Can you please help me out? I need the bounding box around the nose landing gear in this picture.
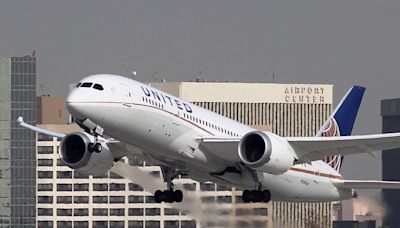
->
[88,142,102,153]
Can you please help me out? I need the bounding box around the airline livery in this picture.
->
[20,74,400,203]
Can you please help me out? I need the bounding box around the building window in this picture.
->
[38,146,53,154]
[74,184,89,191]
[110,183,125,191]
[74,221,88,228]
[93,221,108,227]
[38,196,53,204]
[93,184,108,191]
[74,209,89,216]
[38,208,53,216]
[38,159,53,166]
[200,182,215,191]
[38,184,52,191]
[110,209,125,216]
[128,208,143,216]
[38,171,53,178]
[145,208,160,216]
[183,183,196,191]
[57,184,72,191]
[93,196,108,204]
[57,196,72,204]
[128,221,143,227]
[181,221,196,228]
[145,221,160,228]
[128,195,143,203]
[38,221,53,228]
[57,221,72,228]
[110,196,125,204]
[57,209,72,216]
[57,171,72,178]
[164,208,179,215]
[93,208,108,216]
[74,196,89,204]
[217,196,231,203]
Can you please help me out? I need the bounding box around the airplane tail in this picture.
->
[316,86,366,172]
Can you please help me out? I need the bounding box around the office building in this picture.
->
[0,55,37,227]
[37,96,65,124]
[381,98,400,227]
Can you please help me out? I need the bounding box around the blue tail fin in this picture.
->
[317,86,366,171]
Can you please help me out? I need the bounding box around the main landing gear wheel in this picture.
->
[154,165,183,203]
[242,189,271,203]
[154,190,183,203]
[88,142,102,153]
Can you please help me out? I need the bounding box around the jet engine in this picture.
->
[238,131,295,175]
[60,132,114,176]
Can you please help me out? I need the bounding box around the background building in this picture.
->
[0,55,37,227]
[381,98,400,227]
[37,96,65,124]
[36,81,334,228]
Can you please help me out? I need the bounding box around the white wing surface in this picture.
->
[333,180,400,189]
[198,132,400,164]
[287,133,400,163]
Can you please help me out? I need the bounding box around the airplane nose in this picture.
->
[66,89,86,119]
[66,89,85,103]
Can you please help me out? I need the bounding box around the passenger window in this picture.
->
[93,84,104,91]
[81,82,93,88]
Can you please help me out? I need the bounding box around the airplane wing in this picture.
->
[287,132,400,163]
[17,117,65,138]
[333,180,400,189]
[198,132,400,164]
[197,136,241,162]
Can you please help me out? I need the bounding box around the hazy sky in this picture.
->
[2,0,400,196]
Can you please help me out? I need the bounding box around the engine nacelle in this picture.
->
[60,132,114,176]
[238,131,295,175]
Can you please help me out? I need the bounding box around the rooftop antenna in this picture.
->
[131,71,137,78]
[262,73,276,83]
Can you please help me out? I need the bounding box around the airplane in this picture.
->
[19,74,400,204]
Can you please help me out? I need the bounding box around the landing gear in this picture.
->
[154,189,183,203]
[242,189,271,203]
[88,141,102,153]
[154,165,183,203]
[241,167,272,203]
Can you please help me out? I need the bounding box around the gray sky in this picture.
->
[2,0,400,196]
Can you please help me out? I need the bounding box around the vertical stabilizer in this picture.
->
[317,86,366,171]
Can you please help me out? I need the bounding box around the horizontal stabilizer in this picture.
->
[334,180,400,189]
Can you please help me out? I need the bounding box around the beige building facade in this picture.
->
[37,96,65,124]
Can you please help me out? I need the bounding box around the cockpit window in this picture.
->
[81,82,93,88]
[76,82,82,87]
[93,84,104,91]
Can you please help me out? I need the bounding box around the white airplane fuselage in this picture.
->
[67,74,354,202]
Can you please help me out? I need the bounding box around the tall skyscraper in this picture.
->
[381,98,400,226]
[0,54,36,227]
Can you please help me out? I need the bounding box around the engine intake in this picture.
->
[60,132,114,175]
[238,131,294,175]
